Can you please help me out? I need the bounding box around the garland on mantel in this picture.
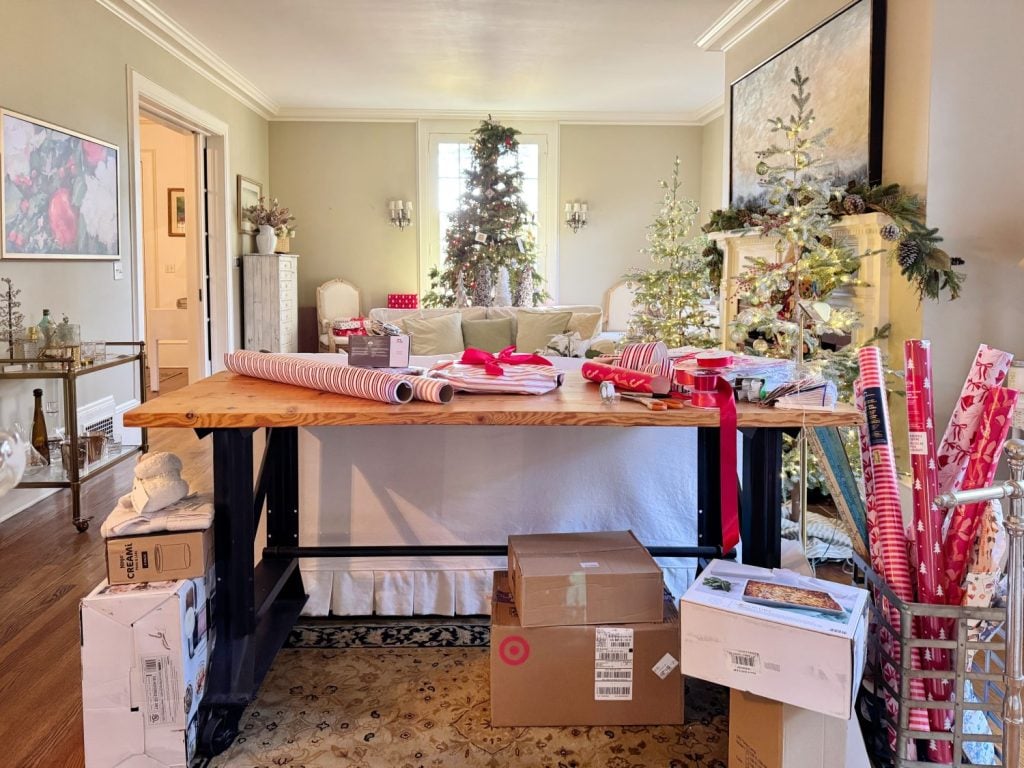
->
[703,180,965,302]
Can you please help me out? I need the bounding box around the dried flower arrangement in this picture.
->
[242,197,296,235]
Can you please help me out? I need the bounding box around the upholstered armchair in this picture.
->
[316,278,361,352]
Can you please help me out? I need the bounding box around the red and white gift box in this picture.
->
[331,317,368,338]
[387,293,419,309]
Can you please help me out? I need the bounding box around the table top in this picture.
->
[124,370,862,429]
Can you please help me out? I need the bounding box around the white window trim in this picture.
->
[417,119,559,303]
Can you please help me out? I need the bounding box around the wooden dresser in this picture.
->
[242,252,298,352]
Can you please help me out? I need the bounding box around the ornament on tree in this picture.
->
[898,238,922,268]
[880,223,901,242]
[842,194,866,215]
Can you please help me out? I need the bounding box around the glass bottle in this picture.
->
[31,388,49,465]
[37,309,53,347]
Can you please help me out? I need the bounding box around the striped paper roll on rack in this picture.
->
[225,350,413,404]
[936,344,1012,495]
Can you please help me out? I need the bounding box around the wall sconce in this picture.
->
[389,200,412,230]
[564,201,588,233]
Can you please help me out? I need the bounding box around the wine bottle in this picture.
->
[31,388,49,465]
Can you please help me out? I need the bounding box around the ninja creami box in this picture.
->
[80,574,212,767]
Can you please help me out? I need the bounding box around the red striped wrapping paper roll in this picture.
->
[937,344,1012,495]
[618,341,668,373]
[581,360,671,395]
[857,347,931,734]
[396,375,454,404]
[225,350,413,404]
[941,386,1018,605]
[904,340,953,757]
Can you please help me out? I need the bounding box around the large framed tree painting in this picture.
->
[729,0,886,207]
[0,110,120,260]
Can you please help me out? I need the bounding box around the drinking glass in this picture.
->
[94,340,107,362]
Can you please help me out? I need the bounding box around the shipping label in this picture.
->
[595,627,633,700]
[652,652,679,680]
[727,648,761,675]
[142,654,181,726]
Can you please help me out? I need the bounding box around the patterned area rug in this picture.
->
[209,622,728,768]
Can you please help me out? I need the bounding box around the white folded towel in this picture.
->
[101,493,214,538]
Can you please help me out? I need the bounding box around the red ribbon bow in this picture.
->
[460,346,553,376]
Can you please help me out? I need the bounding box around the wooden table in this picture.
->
[125,369,859,755]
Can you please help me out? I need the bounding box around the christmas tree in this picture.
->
[625,157,719,349]
[424,117,543,308]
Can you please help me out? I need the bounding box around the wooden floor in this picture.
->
[0,370,208,767]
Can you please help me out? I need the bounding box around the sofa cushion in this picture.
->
[369,306,486,329]
[485,305,603,342]
[404,313,465,355]
[515,309,572,353]
[462,317,515,353]
[567,312,602,341]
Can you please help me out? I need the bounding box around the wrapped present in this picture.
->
[332,317,368,338]
[387,293,419,309]
[428,347,563,395]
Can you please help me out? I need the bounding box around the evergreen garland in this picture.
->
[423,117,545,307]
[625,157,719,349]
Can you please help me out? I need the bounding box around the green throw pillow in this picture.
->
[403,313,464,355]
[462,318,514,354]
[515,310,572,354]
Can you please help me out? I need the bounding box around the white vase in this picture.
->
[256,225,277,254]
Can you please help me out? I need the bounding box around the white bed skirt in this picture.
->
[297,422,702,616]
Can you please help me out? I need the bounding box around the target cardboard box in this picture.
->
[490,570,682,726]
[81,573,213,768]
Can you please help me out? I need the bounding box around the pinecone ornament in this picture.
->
[842,194,866,215]
[828,199,845,216]
[880,223,901,242]
[897,238,922,268]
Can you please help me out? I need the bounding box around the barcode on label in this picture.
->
[141,654,177,726]
[595,669,633,681]
[597,651,631,663]
[727,649,760,674]
[652,653,679,679]
[595,684,633,701]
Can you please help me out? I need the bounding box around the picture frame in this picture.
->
[167,187,185,237]
[0,109,120,260]
[729,0,886,207]
[237,174,262,235]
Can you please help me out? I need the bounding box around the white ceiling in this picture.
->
[142,0,732,120]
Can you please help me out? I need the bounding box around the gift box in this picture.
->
[387,293,419,310]
[331,317,367,338]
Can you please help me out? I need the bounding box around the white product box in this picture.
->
[729,689,870,768]
[680,559,868,719]
[81,574,212,767]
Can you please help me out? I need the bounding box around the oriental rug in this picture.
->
[208,621,728,768]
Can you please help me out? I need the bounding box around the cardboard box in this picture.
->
[105,526,214,585]
[490,570,682,726]
[507,530,663,627]
[348,334,410,367]
[729,689,870,768]
[680,559,868,719]
[81,574,212,767]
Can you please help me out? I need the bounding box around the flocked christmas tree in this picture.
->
[424,117,544,308]
[625,157,719,349]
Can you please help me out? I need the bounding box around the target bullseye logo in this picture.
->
[498,635,530,666]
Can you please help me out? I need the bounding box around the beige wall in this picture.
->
[268,121,418,314]
[923,0,1024,434]
[0,0,269,520]
[558,124,703,306]
[700,115,725,225]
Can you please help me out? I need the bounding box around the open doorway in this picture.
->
[139,115,200,393]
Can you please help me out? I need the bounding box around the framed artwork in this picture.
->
[237,174,262,235]
[0,109,120,260]
[167,187,185,237]
[729,0,886,207]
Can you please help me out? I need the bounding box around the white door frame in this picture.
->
[128,69,233,377]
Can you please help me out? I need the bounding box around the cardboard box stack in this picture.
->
[679,559,871,768]
[491,531,683,726]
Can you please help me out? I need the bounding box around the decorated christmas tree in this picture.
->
[625,157,719,349]
[424,117,543,307]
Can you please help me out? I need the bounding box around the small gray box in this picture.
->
[348,335,410,367]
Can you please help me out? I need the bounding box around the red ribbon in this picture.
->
[461,346,553,376]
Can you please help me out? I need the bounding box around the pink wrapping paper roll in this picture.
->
[857,348,931,735]
[619,341,668,372]
[904,341,953,756]
[396,375,454,404]
[936,344,1012,495]
[225,350,412,403]
[581,361,671,394]
[941,386,1018,605]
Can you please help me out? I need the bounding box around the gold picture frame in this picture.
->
[167,187,185,237]
[237,174,262,235]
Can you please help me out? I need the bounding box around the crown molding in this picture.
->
[695,0,790,52]
[694,96,725,126]
[95,0,277,118]
[272,106,706,126]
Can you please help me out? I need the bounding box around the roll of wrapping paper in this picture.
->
[581,360,671,395]
[936,344,1013,495]
[225,350,413,404]
[395,375,454,404]
[941,386,1018,606]
[619,341,668,372]
[904,341,953,756]
[857,348,931,735]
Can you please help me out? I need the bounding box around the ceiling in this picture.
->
[139,0,732,121]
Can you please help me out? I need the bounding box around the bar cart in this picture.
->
[0,341,148,531]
